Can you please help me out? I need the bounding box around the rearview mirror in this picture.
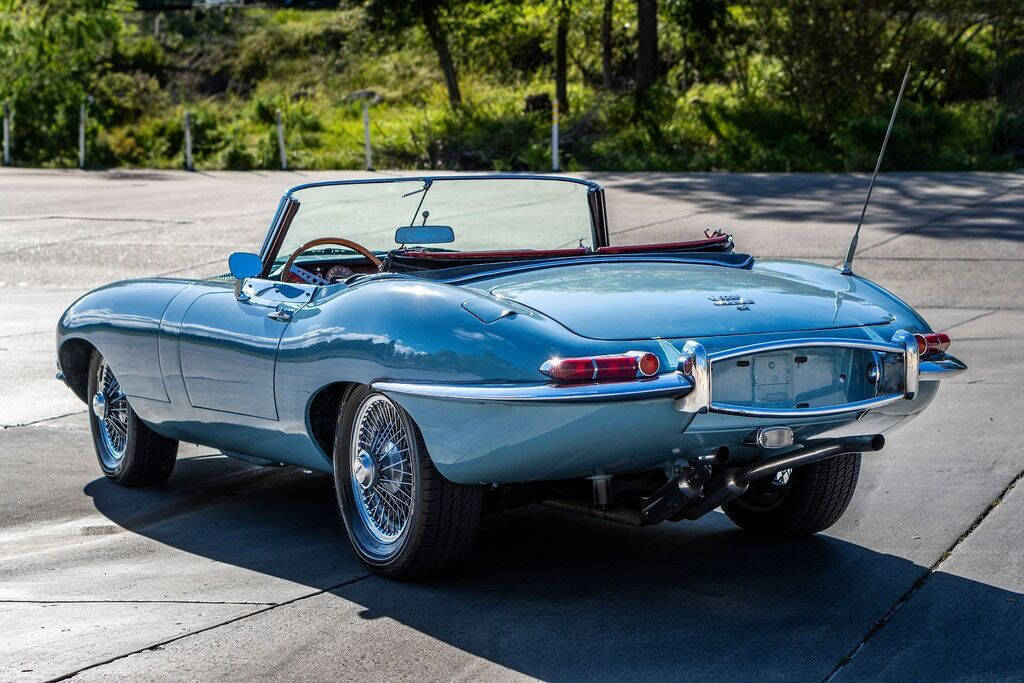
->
[395,225,455,245]
[229,252,263,279]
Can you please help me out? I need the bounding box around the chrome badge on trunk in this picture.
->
[709,294,755,310]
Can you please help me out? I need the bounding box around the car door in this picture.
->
[177,278,315,420]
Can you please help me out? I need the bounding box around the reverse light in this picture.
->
[540,351,660,383]
[914,332,951,356]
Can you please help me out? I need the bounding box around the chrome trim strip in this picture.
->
[920,356,967,379]
[708,337,906,363]
[711,393,906,418]
[372,372,693,403]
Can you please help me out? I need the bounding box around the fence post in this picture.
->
[183,110,194,172]
[2,104,10,166]
[362,101,373,171]
[551,98,560,172]
[78,100,87,169]
[276,109,288,171]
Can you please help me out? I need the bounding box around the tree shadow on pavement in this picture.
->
[87,455,1024,680]
[603,172,1024,244]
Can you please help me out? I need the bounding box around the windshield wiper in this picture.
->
[403,179,433,227]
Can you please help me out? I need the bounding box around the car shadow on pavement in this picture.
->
[87,455,1024,680]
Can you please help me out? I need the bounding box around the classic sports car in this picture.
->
[56,175,966,579]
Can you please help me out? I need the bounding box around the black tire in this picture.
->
[723,452,861,537]
[87,350,178,487]
[333,385,481,580]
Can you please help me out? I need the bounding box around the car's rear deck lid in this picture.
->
[473,261,893,340]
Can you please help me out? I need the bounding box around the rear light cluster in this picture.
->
[540,351,660,383]
[914,332,951,355]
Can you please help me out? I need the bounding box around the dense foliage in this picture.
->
[0,0,1021,171]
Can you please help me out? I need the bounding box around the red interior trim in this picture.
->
[401,248,588,260]
[595,235,730,254]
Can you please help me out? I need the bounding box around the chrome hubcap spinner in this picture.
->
[352,450,377,490]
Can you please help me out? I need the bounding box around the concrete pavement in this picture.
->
[1,168,1022,681]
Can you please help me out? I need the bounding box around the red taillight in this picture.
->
[595,355,638,378]
[914,332,951,355]
[637,352,660,377]
[541,351,660,383]
[544,357,598,382]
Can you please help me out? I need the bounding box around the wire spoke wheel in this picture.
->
[94,358,130,469]
[349,394,415,545]
[334,385,482,578]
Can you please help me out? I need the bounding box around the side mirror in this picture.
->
[228,252,263,280]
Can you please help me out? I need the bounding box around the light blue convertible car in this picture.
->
[56,175,966,578]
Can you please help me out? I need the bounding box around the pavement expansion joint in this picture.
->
[1,410,87,430]
[0,215,194,224]
[822,466,1024,681]
[49,573,373,681]
[937,309,998,333]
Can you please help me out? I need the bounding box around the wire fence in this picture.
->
[0,97,564,173]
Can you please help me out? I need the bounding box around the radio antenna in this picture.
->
[841,62,912,276]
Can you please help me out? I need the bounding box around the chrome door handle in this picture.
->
[268,307,293,322]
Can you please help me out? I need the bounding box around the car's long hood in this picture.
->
[467,260,894,341]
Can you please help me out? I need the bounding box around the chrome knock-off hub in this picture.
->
[352,450,377,490]
[92,392,109,420]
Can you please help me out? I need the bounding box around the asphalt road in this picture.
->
[1,167,1022,681]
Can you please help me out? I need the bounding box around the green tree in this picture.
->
[665,0,751,93]
[635,0,658,97]
[555,0,569,112]
[363,0,462,108]
[0,0,131,165]
[601,0,614,89]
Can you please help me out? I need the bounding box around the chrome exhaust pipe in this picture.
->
[676,434,884,521]
[736,434,883,488]
[544,435,884,527]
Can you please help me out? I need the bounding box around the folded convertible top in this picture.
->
[396,234,733,267]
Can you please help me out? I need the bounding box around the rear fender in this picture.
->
[57,279,195,403]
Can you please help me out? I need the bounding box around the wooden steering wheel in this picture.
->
[281,237,383,281]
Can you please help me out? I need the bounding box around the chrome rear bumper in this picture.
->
[375,329,965,417]
[675,329,965,418]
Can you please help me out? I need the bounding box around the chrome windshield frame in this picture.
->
[258,175,608,273]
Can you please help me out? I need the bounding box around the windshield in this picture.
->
[270,177,596,267]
